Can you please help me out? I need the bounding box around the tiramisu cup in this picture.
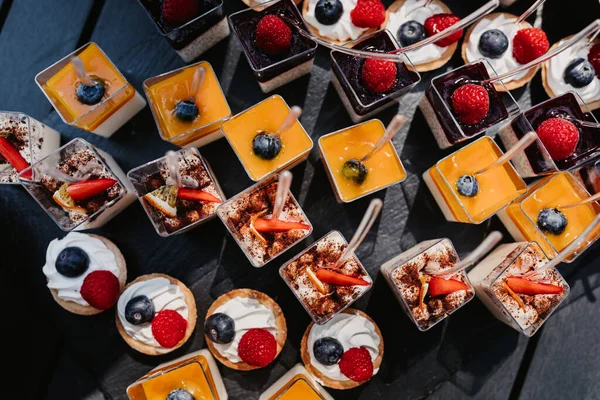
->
[204,289,287,371]
[259,364,333,400]
[116,273,197,356]
[300,308,383,390]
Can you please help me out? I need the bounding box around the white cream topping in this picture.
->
[211,296,278,363]
[546,39,600,104]
[305,0,367,42]
[42,232,119,306]
[308,313,380,381]
[117,277,188,352]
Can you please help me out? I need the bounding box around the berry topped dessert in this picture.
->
[300,308,383,389]
[204,289,287,371]
[259,364,334,400]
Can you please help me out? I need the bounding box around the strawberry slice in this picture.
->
[252,218,310,233]
[315,268,371,287]
[506,277,564,295]
[178,187,222,203]
[66,179,117,201]
[0,137,32,179]
[428,276,468,297]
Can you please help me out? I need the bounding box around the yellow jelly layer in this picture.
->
[269,375,323,400]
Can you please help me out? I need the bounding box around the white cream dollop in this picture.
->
[211,296,278,363]
[117,277,189,352]
[305,0,367,42]
[308,313,380,381]
[42,232,119,306]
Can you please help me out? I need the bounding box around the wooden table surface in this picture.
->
[1,0,599,399]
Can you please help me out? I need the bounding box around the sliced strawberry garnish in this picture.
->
[315,268,371,287]
[178,187,222,203]
[66,178,118,201]
[252,218,310,233]
[0,137,31,179]
[506,277,564,295]
[428,276,468,297]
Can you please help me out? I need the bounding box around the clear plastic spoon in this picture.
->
[189,66,206,102]
[165,150,181,188]
[273,106,302,139]
[271,170,293,221]
[71,57,95,86]
[473,131,537,176]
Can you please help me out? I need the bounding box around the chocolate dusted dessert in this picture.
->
[0,116,36,183]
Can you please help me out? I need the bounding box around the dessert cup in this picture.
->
[259,364,333,400]
[576,158,600,195]
[35,42,146,138]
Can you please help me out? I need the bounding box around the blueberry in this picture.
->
[76,80,106,105]
[252,132,282,160]
[397,20,426,47]
[341,158,368,185]
[563,58,595,88]
[167,389,195,400]
[174,100,199,122]
[456,174,479,197]
[537,208,567,235]
[125,295,155,325]
[478,29,509,58]
[315,0,343,26]
[313,337,344,365]
[204,313,235,344]
[55,247,89,277]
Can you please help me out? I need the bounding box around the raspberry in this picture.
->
[162,0,200,26]
[536,118,579,160]
[350,0,386,29]
[237,328,277,367]
[587,43,600,78]
[151,310,188,348]
[450,83,490,125]
[424,14,462,47]
[361,59,397,93]
[512,28,549,64]
[339,347,374,382]
[255,15,292,55]
[80,270,120,310]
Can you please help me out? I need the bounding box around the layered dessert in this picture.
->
[259,364,333,400]
[42,232,126,315]
[423,136,527,224]
[138,0,230,62]
[229,0,318,92]
[330,30,420,122]
[380,238,474,331]
[204,289,287,371]
[300,308,383,389]
[469,242,569,336]
[419,60,518,149]
[127,148,224,237]
[319,119,406,203]
[144,61,231,148]
[0,112,60,184]
[279,231,372,324]
[36,42,146,138]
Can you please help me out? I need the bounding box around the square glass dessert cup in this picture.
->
[0,111,61,185]
[217,173,313,268]
[576,157,600,195]
[423,136,527,224]
[19,138,135,231]
[279,230,372,325]
[35,42,146,138]
[499,91,600,178]
[259,364,333,400]
[419,59,520,149]
[330,30,420,123]
[318,119,406,203]
[221,95,313,182]
[127,147,225,237]
[143,61,231,148]
[468,241,569,337]
[137,0,230,62]
[229,0,318,93]
[498,172,600,263]
[380,238,474,332]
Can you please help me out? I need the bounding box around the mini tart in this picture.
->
[116,273,197,356]
[382,0,457,72]
[48,234,127,316]
[300,308,384,390]
[542,35,600,111]
[461,13,537,92]
[205,288,287,371]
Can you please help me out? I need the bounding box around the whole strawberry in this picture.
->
[162,0,200,26]
[80,270,120,310]
[151,310,188,348]
[424,14,462,47]
[451,83,490,125]
[587,43,600,78]
[237,328,277,367]
[339,347,374,382]
[536,117,579,161]
[255,15,292,55]
[350,0,386,29]
[512,28,549,64]
[361,59,397,93]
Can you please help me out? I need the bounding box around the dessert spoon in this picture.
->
[547,111,600,129]
[189,66,206,102]
[473,131,537,176]
[273,106,302,139]
[500,0,545,28]
[71,57,95,86]
[165,150,182,188]
[271,170,292,221]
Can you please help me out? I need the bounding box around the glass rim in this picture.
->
[137,0,225,37]
[275,376,325,400]
[0,111,32,185]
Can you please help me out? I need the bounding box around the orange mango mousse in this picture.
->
[319,119,406,202]
[220,95,313,181]
[145,62,231,146]
[268,375,324,400]
[43,43,134,131]
[426,136,526,223]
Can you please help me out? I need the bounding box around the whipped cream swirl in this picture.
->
[308,313,380,381]
[211,296,278,363]
[117,277,188,351]
[42,232,119,306]
[305,0,367,42]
